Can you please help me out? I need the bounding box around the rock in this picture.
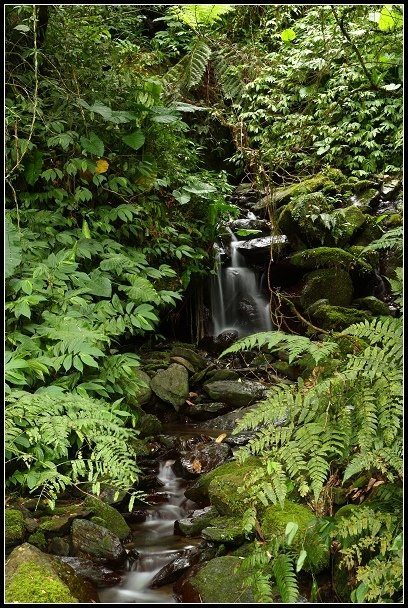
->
[380,177,402,200]
[138,413,163,438]
[84,496,130,540]
[170,346,208,371]
[172,441,231,479]
[5,543,97,603]
[5,509,26,547]
[208,474,252,516]
[201,515,248,544]
[352,296,391,316]
[309,302,372,331]
[184,457,261,506]
[151,544,212,587]
[27,531,47,551]
[37,513,78,536]
[214,329,239,354]
[175,556,256,603]
[235,235,288,259]
[289,247,372,273]
[175,506,219,537]
[48,536,70,556]
[256,173,338,209]
[261,500,329,573]
[206,369,240,381]
[200,405,260,431]
[59,556,123,587]
[71,518,127,565]
[131,369,152,405]
[301,268,354,310]
[202,380,267,407]
[184,401,231,420]
[150,363,189,410]
[170,356,196,373]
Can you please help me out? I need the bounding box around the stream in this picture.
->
[98,459,198,603]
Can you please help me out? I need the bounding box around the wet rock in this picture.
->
[59,556,123,587]
[71,519,127,566]
[84,496,130,540]
[208,474,253,516]
[138,413,163,438]
[214,330,239,353]
[48,536,70,556]
[172,441,231,479]
[150,363,189,410]
[37,513,78,537]
[150,545,202,587]
[175,506,219,537]
[228,218,270,233]
[206,369,240,381]
[123,510,147,524]
[183,401,231,420]
[170,356,196,373]
[203,380,267,407]
[5,543,98,603]
[235,234,288,254]
[380,177,402,200]
[171,346,208,371]
[352,296,391,316]
[200,405,260,431]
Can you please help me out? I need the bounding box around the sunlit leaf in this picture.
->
[281,28,296,42]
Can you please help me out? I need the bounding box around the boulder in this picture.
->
[5,543,97,603]
[5,508,26,548]
[170,346,208,371]
[175,506,220,537]
[150,363,189,410]
[309,302,372,331]
[59,556,122,587]
[202,380,267,407]
[71,518,127,565]
[201,515,248,544]
[301,268,354,310]
[172,441,231,479]
[131,369,152,405]
[208,474,252,516]
[83,496,130,540]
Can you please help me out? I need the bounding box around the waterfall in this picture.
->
[210,230,273,337]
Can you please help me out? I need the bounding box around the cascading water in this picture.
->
[98,462,197,604]
[211,229,273,337]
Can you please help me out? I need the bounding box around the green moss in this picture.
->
[27,531,47,551]
[352,296,391,316]
[347,245,379,268]
[83,496,130,540]
[208,474,252,516]
[301,268,353,310]
[201,515,247,543]
[5,562,78,603]
[138,413,162,438]
[5,509,25,546]
[184,458,261,505]
[351,179,378,194]
[290,247,372,272]
[352,216,383,246]
[322,167,347,184]
[334,206,367,245]
[383,213,403,228]
[190,556,255,603]
[261,501,329,573]
[310,303,372,331]
[272,175,337,206]
[90,516,107,527]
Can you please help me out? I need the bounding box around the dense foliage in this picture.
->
[5,5,403,601]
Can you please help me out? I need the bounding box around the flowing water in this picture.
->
[211,231,272,336]
[98,462,197,603]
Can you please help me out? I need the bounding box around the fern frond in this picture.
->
[272,554,299,603]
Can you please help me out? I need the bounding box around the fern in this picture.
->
[272,554,299,603]
[362,226,403,254]
[5,390,143,507]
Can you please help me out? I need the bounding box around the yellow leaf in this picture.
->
[192,458,202,473]
[215,433,227,444]
[95,159,109,174]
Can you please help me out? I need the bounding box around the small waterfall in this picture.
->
[210,230,273,337]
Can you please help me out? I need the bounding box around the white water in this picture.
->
[211,232,273,337]
[98,462,195,604]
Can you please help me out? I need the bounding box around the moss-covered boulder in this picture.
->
[352,296,391,316]
[83,496,130,539]
[5,508,26,547]
[138,413,163,438]
[208,473,251,516]
[150,363,189,410]
[27,531,47,551]
[259,174,338,209]
[202,379,267,407]
[301,268,353,310]
[261,501,329,574]
[71,518,127,564]
[201,515,248,544]
[185,556,256,603]
[5,543,97,603]
[309,303,372,331]
[290,247,372,273]
[131,369,152,405]
[171,346,208,371]
[184,457,261,506]
[332,206,366,246]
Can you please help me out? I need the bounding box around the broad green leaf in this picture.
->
[281,28,296,42]
[382,83,401,91]
[80,132,104,156]
[296,549,307,572]
[285,521,299,545]
[24,150,44,186]
[79,353,99,368]
[82,220,91,239]
[14,24,30,32]
[122,130,145,151]
[378,5,402,31]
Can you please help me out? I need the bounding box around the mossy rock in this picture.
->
[290,247,372,273]
[383,212,403,229]
[138,413,163,438]
[352,216,383,246]
[38,514,77,536]
[277,192,335,246]
[5,543,97,603]
[130,369,152,406]
[309,303,372,331]
[322,167,347,184]
[301,268,353,310]
[261,501,329,574]
[188,556,256,603]
[273,360,301,381]
[268,175,338,207]
[83,496,130,540]
[175,506,220,536]
[184,457,261,506]
[27,531,47,551]
[347,245,379,269]
[352,296,391,316]
[332,206,367,246]
[5,508,26,547]
[208,473,252,516]
[201,515,248,544]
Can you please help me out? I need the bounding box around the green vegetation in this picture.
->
[5,562,78,603]
[5,4,402,603]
